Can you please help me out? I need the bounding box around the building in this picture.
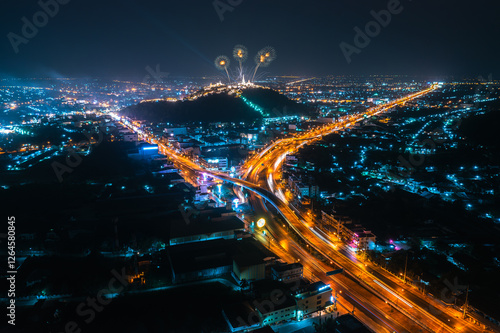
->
[169,214,245,246]
[309,185,320,199]
[195,185,209,202]
[295,281,333,319]
[318,117,335,123]
[232,239,274,281]
[162,172,185,184]
[199,156,228,171]
[164,127,187,136]
[296,183,310,197]
[222,278,334,332]
[168,239,233,284]
[200,136,226,146]
[271,263,303,283]
[240,130,259,144]
[321,211,346,235]
[288,176,308,198]
[321,211,376,251]
[342,225,376,251]
[169,237,272,285]
[222,302,261,332]
[256,297,297,326]
[288,176,319,199]
[127,143,159,160]
[122,132,138,142]
[353,230,376,251]
[250,279,298,326]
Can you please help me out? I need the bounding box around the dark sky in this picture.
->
[1,0,499,80]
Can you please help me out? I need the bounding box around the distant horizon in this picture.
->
[0,73,493,82]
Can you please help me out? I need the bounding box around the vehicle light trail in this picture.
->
[113,83,492,333]
[373,279,414,308]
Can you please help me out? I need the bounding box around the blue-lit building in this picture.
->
[199,156,228,170]
[222,279,334,331]
[127,143,159,160]
[295,281,333,319]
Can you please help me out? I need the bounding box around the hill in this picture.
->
[120,86,311,124]
[240,87,311,117]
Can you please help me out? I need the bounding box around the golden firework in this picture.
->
[215,55,230,70]
[233,44,248,62]
[214,55,231,82]
[252,46,277,81]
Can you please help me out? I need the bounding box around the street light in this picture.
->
[257,218,266,228]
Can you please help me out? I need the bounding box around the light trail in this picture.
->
[114,83,489,333]
[373,279,414,308]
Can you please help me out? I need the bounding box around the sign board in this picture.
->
[326,269,343,276]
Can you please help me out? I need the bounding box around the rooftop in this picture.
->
[222,301,259,330]
[295,281,332,299]
[271,262,303,273]
[168,238,233,275]
[170,213,244,239]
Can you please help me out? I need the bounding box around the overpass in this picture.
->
[111,83,494,332]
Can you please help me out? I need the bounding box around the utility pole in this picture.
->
[403,254,408,283]
[463,285,469,319]
[336,216,341,237]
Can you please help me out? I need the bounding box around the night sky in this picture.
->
[1,0,499,79]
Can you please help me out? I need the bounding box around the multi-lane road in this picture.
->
[114,84,497,332]
[243,133,488,333]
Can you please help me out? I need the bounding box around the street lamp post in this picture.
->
[462,285,469,319]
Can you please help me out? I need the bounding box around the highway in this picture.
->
[240,85,493,333]
[245,144,475,333]
[113,84,497,332]
[248,185,419,333]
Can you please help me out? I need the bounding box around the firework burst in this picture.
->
[233,45,248,78]
[214,45,276,83]
[215,55,231,82]
[252,46,277,82]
